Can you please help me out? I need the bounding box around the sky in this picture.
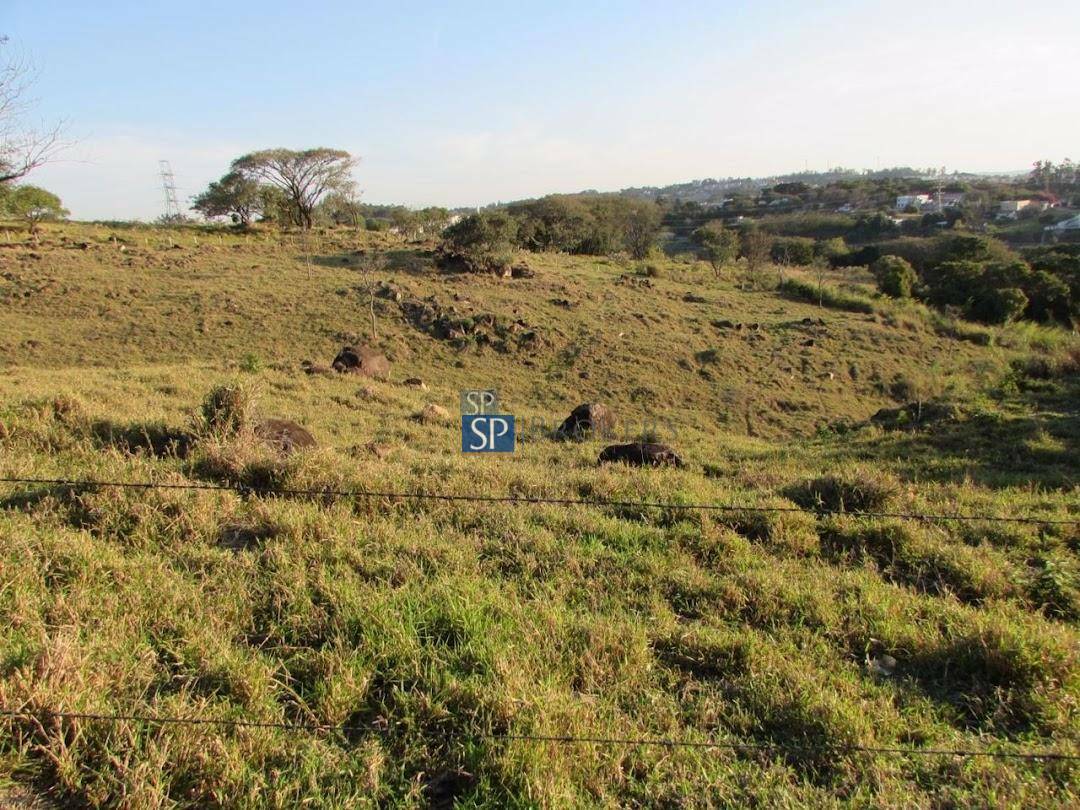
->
[3,0,1079,220]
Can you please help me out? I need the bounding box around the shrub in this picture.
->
[240,353,263,373]
[199,383,255,437]
[691,220,740,274]
[872,255,917,298]
[785,472,900,514]
[814,237,848,261]
[438,211,519,273]
[770,236,816,266]
[970,286,1028,325]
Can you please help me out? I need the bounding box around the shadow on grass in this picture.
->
[831,381,1079,491]
[307,248,434,275]
[89,419,194,459]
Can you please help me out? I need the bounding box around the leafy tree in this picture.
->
[255,184,292,224]
[190,171,262,226]
[317,188,364,227]
[814,237,849,261]
[416,206,451,237]
[770,236,815,266]
[390,207,422,239]
[872,255,917,298]
[922,260,985,309]
[230,148,355,229]
[621,199,661,259]
[691,220,739,276]
[508,195,592,252]
[740,228,772,288]
[2,184,67,235]
[439,211,519,273]
[969,286,1028,324]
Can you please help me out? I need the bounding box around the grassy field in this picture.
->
[1,221,1078,807]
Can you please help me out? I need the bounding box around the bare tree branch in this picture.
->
[0,37,68,184]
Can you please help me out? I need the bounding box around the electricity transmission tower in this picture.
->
[158,160,182,221]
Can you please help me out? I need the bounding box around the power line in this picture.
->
[2,708,1076,761]
[0,476,1075,526]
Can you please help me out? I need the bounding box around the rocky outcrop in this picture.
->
[555,403,617,440]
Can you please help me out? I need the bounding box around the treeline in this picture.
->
[438,195,662,272]
[861,235,1079,325]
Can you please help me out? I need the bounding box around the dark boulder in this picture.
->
[555,403,617,440]
[332,345,390,379]
[255,418,317,455]
[598,442,683,467]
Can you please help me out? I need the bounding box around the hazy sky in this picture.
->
[4,0,1079,220]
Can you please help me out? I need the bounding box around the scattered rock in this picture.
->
[376,281,404,302]
[399,297,543,353]
[598,442,684,468]
[417,403,450,424]
[300,360,333,376]
[219,521,278,552]
[255,418,316,455]
[555,403,617,440]
[617,274,653,289]
[364,441,394,460]
[332,345,391,379]
[868,653,897,677]
[356,385,380,401]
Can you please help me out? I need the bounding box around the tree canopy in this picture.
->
[2,184,67,233]
[190,171,263,226]
[230,148,356,229]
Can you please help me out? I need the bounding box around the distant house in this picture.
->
[997,199,1049,219]
[895,194,932,211]
[1045,214,1080,240]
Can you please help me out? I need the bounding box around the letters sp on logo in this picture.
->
[462,414,515,453]
[460,390,499,415]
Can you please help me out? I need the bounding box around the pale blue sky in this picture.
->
[4,0,1079,219]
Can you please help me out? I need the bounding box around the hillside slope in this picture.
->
[0,222,1078,807]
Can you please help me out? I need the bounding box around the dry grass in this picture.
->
[0,221,1077,807]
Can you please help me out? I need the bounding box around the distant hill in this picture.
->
[614,167,1027,204]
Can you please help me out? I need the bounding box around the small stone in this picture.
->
[254,418,316,455]
[365,442,393,460]
[868,654,897,677]
[417,403,450,424]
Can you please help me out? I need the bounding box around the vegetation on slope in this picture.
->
[0,221,1077,807]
